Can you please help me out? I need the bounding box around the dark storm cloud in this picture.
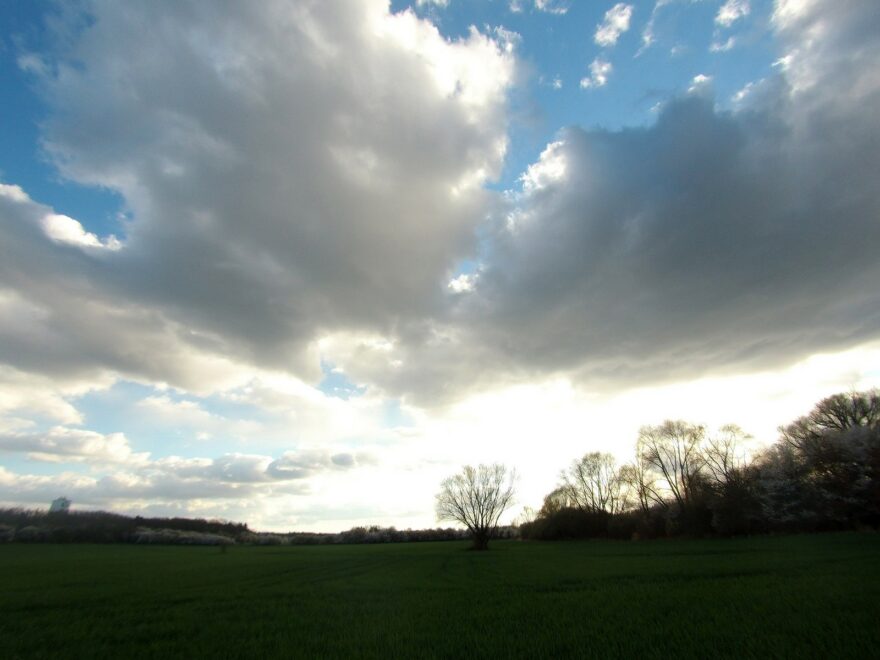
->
[466,89,880,383]
[344,0,880,398]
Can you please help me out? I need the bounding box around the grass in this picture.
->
[1,532,878,658]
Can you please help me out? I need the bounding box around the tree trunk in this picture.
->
[471,532,490,551]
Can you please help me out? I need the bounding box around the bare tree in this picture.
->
[637,421,706,511]
[618,461,654,515]
[512,506,537,528]
[561,452,624,514]
[703,424,751,487]
[435,464,516,550]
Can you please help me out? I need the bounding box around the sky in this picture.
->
[1,0,879,532]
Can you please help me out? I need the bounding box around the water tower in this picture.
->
[49,497,71,513]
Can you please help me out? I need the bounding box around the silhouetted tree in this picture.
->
[561,452,625,514]
[699,424,762,535]
[637,420,707,511]
[781,391,880,452]
[703,424,750,487]
[435,463,516,550]
[634,421,717,534]
[618,461,653,516]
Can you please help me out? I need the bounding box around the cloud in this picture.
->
[0,184,30,203]
[770,0,880,94]
[1,0,514,401]
[580,58,613,88]
[638,0,671,53]
[0,465,271,507]
[534,0,569,15]
[716,0,750,28]
[312,0,880,407]
[0,427,148,465]
[156,453,273,484]
[688,73,713,93]
[594,3,634,47]
[3,0,880,420]
[638,0,705,54]
[0,362,111,425]
[331,453,356,467]
[0,188,271,395]
[518,141,567,193]
[711,0,749,51]
[710,36,737,52]
[136,394,263,440]
[0,445,367,511]
[448,272,478,293]
[772,0,817,28]
[443,0,880,391]
[40,214,121,251]
[492,26,522,54]
[266,449,367,479]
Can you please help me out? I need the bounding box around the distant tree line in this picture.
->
[276,525,518,545]
[0,509,251,545]
[248,526,480,546]
[0,508,516,547]
[520,390,880,540]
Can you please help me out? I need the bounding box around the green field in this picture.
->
[2,533,878,659]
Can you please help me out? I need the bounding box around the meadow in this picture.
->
[1,533,878,659]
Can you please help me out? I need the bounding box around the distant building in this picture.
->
[49,497,71,513]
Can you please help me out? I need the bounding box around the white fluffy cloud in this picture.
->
[595,3,634,47]
[716,0,750,27]
[580,58,613,88]
[0,427,147,465]
[40,214,121,251]
[534,0,570,15]
[0,364,111,426]
[0,0,514,399]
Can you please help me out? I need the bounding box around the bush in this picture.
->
[520,508,610,540]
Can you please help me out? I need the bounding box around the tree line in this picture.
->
[518,389,879,541]
[0,508,515,547]
[435,389,879,548]
[0,509,251,545]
